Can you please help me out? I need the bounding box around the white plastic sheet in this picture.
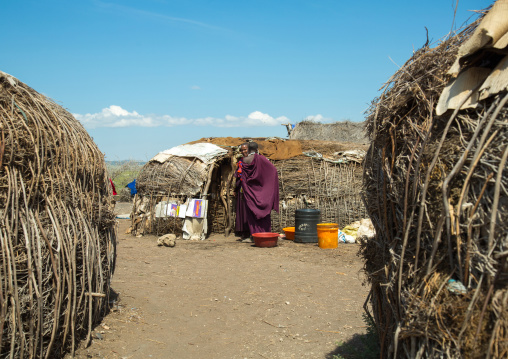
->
[152,143,228,164]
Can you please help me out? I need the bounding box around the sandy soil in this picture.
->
[69,202,370,359]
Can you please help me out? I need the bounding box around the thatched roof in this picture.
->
[0,71,115,357]
[188,137,304,160]
[288,120,369,143]
[190,136,368,159]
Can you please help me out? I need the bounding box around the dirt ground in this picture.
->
[70,202,371,359]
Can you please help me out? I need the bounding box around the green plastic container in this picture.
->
[294,208,320,243]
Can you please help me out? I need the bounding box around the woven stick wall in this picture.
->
[361,12,508,358]
[272,156,366,232]
[208,161,235,234]
[0,72,116,358]
[137,156,209,196]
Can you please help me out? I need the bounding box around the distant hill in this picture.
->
[106,160,146,166]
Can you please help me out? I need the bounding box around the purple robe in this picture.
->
[240,154,279,234]
[234,160,249,235]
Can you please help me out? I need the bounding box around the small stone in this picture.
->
[157,234,176,247]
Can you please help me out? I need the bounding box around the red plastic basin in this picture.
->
[252,232,278,247]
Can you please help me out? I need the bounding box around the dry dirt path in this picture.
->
[70,203,370,359]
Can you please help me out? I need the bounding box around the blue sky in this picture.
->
[1,0,487,160]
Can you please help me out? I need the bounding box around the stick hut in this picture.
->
[0,71,116,358]
[361,5,508,358]
[132,138,368,236]
[133,143,232,236]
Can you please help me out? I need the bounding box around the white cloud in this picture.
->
[303,114,332,122]
[74,106,293,129]
[73,105,154,129]
[246,111,287,126]
[190,85,201,90]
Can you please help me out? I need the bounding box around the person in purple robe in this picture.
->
[234,143,250,239]
[240,142,280,243]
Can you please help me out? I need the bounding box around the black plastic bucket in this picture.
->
[294,208,321,243]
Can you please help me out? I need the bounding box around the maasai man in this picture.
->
[240,142,279,242]
[234,143,250,239]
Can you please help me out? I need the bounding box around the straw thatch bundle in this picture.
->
[0,71,116,358]
[289,120,369,143]
[361,6,508,358]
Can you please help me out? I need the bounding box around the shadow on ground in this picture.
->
[326,332,380,359]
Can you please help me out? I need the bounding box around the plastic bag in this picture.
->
[341,225,358,239]
[344,234,356,243]
[357,218,376,239]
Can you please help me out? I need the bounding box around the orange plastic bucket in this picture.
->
[317,223,339,249]
[283,227,295,240]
